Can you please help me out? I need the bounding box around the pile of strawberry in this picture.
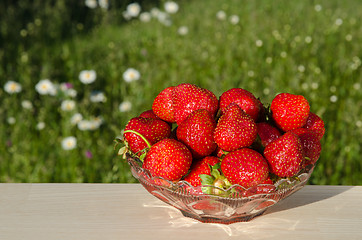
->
[120,83,324,195]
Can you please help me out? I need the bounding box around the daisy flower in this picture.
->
[119,101,132,112]
[164,1,179,14]
[21,100,33,110]
[4,81,22,94]
[71,113,83,125]
[126,3,141,17]
[216,10,226,20]
[98,0,109,9]
[61,136,77,150]
[229,15,239,25]
[90,91,107,103]
[36,122,46,130]
[85,0,97,9]
[35,79,57,96]
[123,68,140,82]
[61,100,76,111]
[79,70,96,84]
[178,26,189,35]
[139,12,152,22]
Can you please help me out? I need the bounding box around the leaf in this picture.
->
[200,174,214,185]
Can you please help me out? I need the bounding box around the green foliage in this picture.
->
[0,0,361,184]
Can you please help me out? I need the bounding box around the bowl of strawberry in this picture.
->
[116,83,325,224]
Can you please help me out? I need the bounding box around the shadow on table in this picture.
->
[265,185,353,215]
[142,186,353,238]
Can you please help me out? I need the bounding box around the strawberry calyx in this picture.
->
[199,163,232,196]
[116,130,152,162]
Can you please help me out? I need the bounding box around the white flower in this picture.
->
[123,68,140,82]
[61,136,77,150]
[36,122,45,130]
[255,40,263,47]
[330,95,338,103]
[305,36,312,44]
[78,120,92,131]
[98,0,109,9]
[7,117,16,125]
[77,117,103,131]
[164,1,179,14]
[345,34,352,41]
[335,18,343,26]
[79,70,96,84]
[90,91,106,103]
[266,57,273,64]
[280,51,287,58]
[298,65,305,73]
[71,113,83,125]
[61,100,76,111]
[126,3,141,17]
[119,101,132,112]
[139,12,151,22]
[178,26,188,35]
[314,4,322,12]
[21,100,33,110]
[229,15,239,25]
[4,81,22,94]
[35,79,57,96]
[216,10,226,20]
[66,89,77,98]
[85,0,97,9]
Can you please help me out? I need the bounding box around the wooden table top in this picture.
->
[0,184,361,240]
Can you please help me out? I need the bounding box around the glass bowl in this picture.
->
[126,153,315,224]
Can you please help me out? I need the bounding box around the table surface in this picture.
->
[0,184,361,240]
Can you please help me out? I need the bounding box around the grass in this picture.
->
[0,0,361,184]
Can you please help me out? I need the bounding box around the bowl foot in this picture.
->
[179,209,267,224]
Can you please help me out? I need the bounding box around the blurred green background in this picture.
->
[0,0,361,184]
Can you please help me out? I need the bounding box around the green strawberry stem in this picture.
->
[123,130,152,149]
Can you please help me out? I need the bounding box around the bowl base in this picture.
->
[179,209,267,225]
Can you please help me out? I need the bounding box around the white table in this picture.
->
[0,184,361,240]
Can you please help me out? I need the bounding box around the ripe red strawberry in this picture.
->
[256,122,282,147]
[184,156,220,187]
[139,109,161,120]
[270,93,310,132]
[123,117,171,155]
[221,148,270,188]
[152,86,176,123]
[264,132,304,177]
[172,83,218,125]
[214,103,257,152]
[303,112,325,140]
[242,177,276,197]
[176,109,217,159]
[291,128,322,166]
[143,138,192,181]
[219,88,261,122]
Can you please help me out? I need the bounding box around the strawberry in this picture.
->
[291,128,322,166]
[242,177,276,197]
[270,93,310,132]
[152,86,176,123]
[219,88,261,122]
[184,156,220,187]
[143,138,192,181]
[303,112,325,140]
[139,109,161,120]
[256,122,282,147]
[172,83,218,125]
[123,117,171,156]
[176,109,217,159]
[221,148,270,188]
[214,103,257,152]
[263,132,304,177]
